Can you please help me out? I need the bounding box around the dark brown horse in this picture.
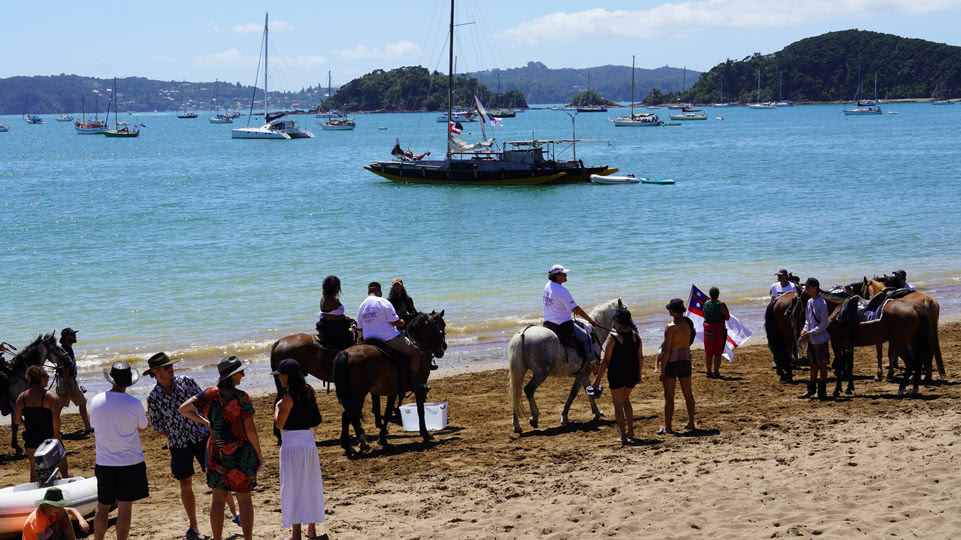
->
[764,289,847,382]
[861,276,944,381]
[332,311,447,458]
[0,333,68,453]
[827,298,929,398]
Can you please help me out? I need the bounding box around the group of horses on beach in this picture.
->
[1,273,945,461]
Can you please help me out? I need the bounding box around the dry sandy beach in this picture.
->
[2,324,960,540]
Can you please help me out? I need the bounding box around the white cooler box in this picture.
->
[399,402,448,431]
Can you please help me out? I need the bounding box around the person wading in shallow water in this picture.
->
[357,282,429,394]
[656,298,696,435]
[542,265,599,366]
[591,306,643,446]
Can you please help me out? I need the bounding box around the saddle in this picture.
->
[543,320,588,361]
[363,338,408,366]
[839,293,891,340]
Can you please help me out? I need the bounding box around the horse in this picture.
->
[827,297,929,398]
[765,289,848,384]
[860,276,944,381]
[332,311,447,458]
[508,299,620,434]
[1,333,69,453]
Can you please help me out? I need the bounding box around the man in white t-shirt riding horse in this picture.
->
[543,265,599,367]
[357,282,429,394]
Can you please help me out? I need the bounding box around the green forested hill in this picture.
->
[684,30,961,103]
[0,75,328,115]
[332,66,527,112]
[469,61,698,104]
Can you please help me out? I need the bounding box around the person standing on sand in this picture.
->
[799,278,831,401]
[146,352,239,540]
[702,287,730,379]
[591,307,643,446]
[14,366,69,482]
[273,359,326,540]
[89,361,149,540]
[179,356,263,540]
[58,328,92,433]
[543,265,599,365]
[656,299,696,435]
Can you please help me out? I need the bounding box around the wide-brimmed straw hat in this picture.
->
[103,361,140,387]
[35,487,71,508]
[144,352,179,376]
[217,356,246,382]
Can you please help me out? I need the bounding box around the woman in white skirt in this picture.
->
[273,359,325,539]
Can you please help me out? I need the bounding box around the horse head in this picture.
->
[10,332,65,375]
[409,310,447,359]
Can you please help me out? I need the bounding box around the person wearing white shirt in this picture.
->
[357,282,429,393]
[543,265,599,363]
[770,269,797,299]
[89,361,149,540]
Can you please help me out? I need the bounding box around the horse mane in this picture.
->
[874,274,898,288]
[405,312,429,335]
[10,334,46,374]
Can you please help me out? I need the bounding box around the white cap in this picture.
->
[548,264,570,275]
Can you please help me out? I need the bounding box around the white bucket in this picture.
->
[399,402,448,432]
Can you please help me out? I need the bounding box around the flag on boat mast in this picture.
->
[449,120,463,135]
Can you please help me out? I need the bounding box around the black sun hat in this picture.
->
[103,361,139,388]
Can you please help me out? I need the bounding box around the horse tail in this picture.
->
[929,299,944,376]
[912,306,930,374]
[508,329,528,418]
[764,300,781,354]
[332,350,361,422]
[269,339,284,395]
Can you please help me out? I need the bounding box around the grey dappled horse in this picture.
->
[509,299,620,434]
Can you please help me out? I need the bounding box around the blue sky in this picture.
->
[3,0,961,90]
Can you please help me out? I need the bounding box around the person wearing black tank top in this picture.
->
[273,359,326,540]
[592,308,644,445]
[14,365,69,481]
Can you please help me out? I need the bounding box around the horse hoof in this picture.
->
[422,433,435,443]
[896,390,905,399]
[513,425,523,434]
[832,390,840,398]
[529,418,538,429]
[845,388,854,395]
[560,418,569,426]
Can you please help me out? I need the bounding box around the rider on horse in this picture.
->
[316,276,355,351]
[387,278,417,322]
[356,282,429,394]
[543,265,599,366]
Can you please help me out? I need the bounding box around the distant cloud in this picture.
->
[232,19,293,33]
[503,0,961,43]
[334,41,419,60]
[208,21,220,32]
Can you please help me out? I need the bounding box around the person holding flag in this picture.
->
[700,288,730,379]
[687,284,753,371]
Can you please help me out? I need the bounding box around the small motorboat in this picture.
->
[640,177,676,185]
[0,440,97,537]
[591,174,640,185]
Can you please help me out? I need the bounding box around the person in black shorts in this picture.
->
[89,361,149,540]
[591,306,643,445]
[146,352,239,539]
[656,299,697,435]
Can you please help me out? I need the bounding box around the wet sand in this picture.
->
[2,323,960,539]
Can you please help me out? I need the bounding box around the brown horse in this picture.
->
[827,298,929,398]
[332,311,447,458]
[0,333,69,453]
[861,276,944,381]
[764,289,847,382]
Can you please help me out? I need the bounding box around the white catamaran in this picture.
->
[232,13,314,140]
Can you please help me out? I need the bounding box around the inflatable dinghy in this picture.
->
[590,173,640,185]
[0,477,98,537]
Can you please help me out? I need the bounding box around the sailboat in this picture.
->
[22,99,45,124]
[55,93,74,122]
[177,81,198,118]
[318,72,355,130]
[103,78,140,137]
[75,95,106,134]
[232,14,314,139]
[932,75,954,105]
[576,70,607,112]
[749,69,775,109]
[614,56,663,127]
[437,62,478,122]
[365,0,615,185]
[208,80,233,124]
[775,72,794,107]
[712,79,731,107]
[843,62,881,115]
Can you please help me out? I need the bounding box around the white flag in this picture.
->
[688,284,753,363]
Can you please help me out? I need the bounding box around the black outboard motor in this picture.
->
[33,439,66,487]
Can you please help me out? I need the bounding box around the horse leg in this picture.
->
[524,372,548,429]
[896,344,915,398]
[832,346,843,397]
[845,349,855,395]
[875,343,884,382]
[340,411,354,458]
[350,398,370,453]
[379,396,395,447]
[415,393,434,443]
[372,395,383,430]
[560,380,581,426]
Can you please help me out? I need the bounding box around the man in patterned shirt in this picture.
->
[146,352,236,539]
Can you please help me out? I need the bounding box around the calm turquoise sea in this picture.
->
[2,103,960,398]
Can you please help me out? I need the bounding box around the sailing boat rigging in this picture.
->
[103,78,140,137]
[749,69,775,109]
[932,75,953,105]
[209,80,233,123]
[775,71,794,107]
[232,13,314,139]
[843,61,881,115]
[177,81,198,119]
[318,72,355,130]
[576,70,607,112]
[364,0,615,184]
[75,95,106,133]
[55,92,74,122]
[614,55,662,126]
